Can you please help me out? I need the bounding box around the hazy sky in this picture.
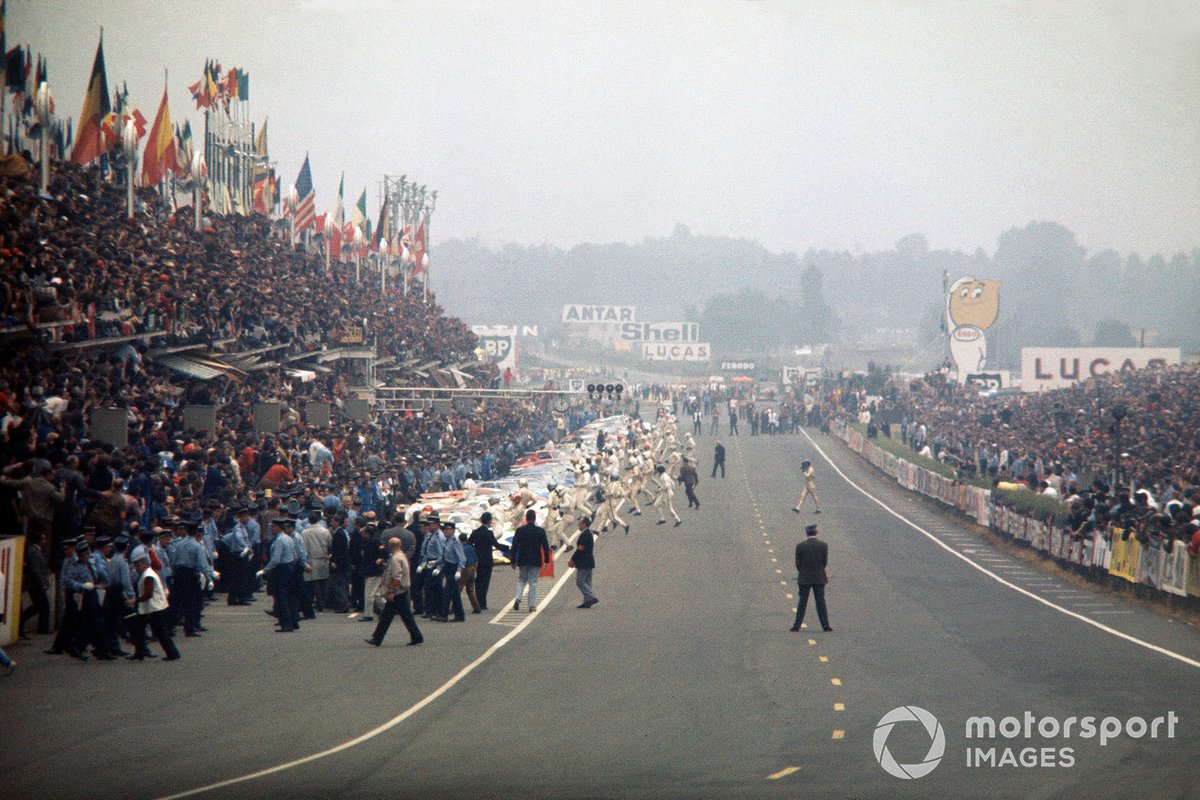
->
[10,1,1199,257]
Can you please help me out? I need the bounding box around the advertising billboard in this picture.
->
[945,277,1001,384]
[1020,347,1180,392]
[472,325,517,371]
[642,342,711,362]
[561,305,636,323]
[618,322,700,342]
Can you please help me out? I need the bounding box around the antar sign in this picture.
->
[1020,347,1180,392]
[562,305,636,323]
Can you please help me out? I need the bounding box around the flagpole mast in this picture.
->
[123,121,136,219]
[426,189,436,302]
[35,81,50,196]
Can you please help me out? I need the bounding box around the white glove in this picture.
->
[256,570,265,579]
[241,547,251,558]
[432,568,442,578]
[212,571,221,580]
[81,581,95,590]
[454,570,462,581]
[416,563,426,573]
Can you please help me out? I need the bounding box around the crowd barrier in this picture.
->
[1,536,25,646]
[836,424,1200,607]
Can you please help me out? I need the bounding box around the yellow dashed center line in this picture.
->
[766,766,800,780]
[744,439,843,751]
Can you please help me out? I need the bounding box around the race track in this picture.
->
[3,427,1196,800]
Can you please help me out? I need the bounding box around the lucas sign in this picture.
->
[643,342,711,362]
[1020,347,1179,392]
[562,305,636,323]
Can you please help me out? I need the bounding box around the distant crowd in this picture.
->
[853,365,1200,555]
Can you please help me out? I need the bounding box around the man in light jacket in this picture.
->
[365,538,423,647]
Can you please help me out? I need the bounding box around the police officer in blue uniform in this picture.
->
[259,516,300,632]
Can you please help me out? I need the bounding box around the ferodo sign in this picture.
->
[643,342,711,362]
[562,305,636,323]
[1020,347,1179,392]
[618,322,700,342]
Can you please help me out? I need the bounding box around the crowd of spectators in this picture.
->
[0,155,566,593]
[857,365,1200,555]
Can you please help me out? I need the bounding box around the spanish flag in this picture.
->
[70,34,110,165]
[142,85,177,185]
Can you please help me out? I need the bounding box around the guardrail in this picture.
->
[833,422,1200,608]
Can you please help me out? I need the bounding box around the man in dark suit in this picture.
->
[510,509,551,612]
[791,523,832,632]
[568,516,598,608]
[468,512,506,611]
[711,441,726,479]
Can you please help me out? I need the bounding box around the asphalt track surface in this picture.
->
[2,427,1197,799]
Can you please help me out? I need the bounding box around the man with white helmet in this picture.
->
[545,483,569,551]
[793,460,822,514]
[602,474,630,535]
[650,464,682,527]
[507,478,536,531]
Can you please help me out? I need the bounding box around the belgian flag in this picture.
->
[70,34,110,165]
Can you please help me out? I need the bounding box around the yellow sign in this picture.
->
[1107,529,1140,583]
[1,536,25,645]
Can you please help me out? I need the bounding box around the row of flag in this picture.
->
[13,7,431,275]
[2,2,72,158]
[69,34,177,186]
[292,166,427,272]
[187,59,248,111]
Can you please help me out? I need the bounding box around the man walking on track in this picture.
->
[791,523,832,633]
[365,537,423,647]
[793,460,821,514]
[569,517,599,608]
[711,441,726,479]
[679,457,701,508]
[511,509,551,612]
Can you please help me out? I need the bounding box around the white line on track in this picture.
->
[802,429,1200,670]
[158,545,582,799]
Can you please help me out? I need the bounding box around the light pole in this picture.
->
[122,120,138,219]
[425,189,436,299]
[354,226,364,284]
[192,150,206,232]
[1110,402,1128,491]
[35,82,53,198]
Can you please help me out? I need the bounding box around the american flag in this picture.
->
[292,155,315,236]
